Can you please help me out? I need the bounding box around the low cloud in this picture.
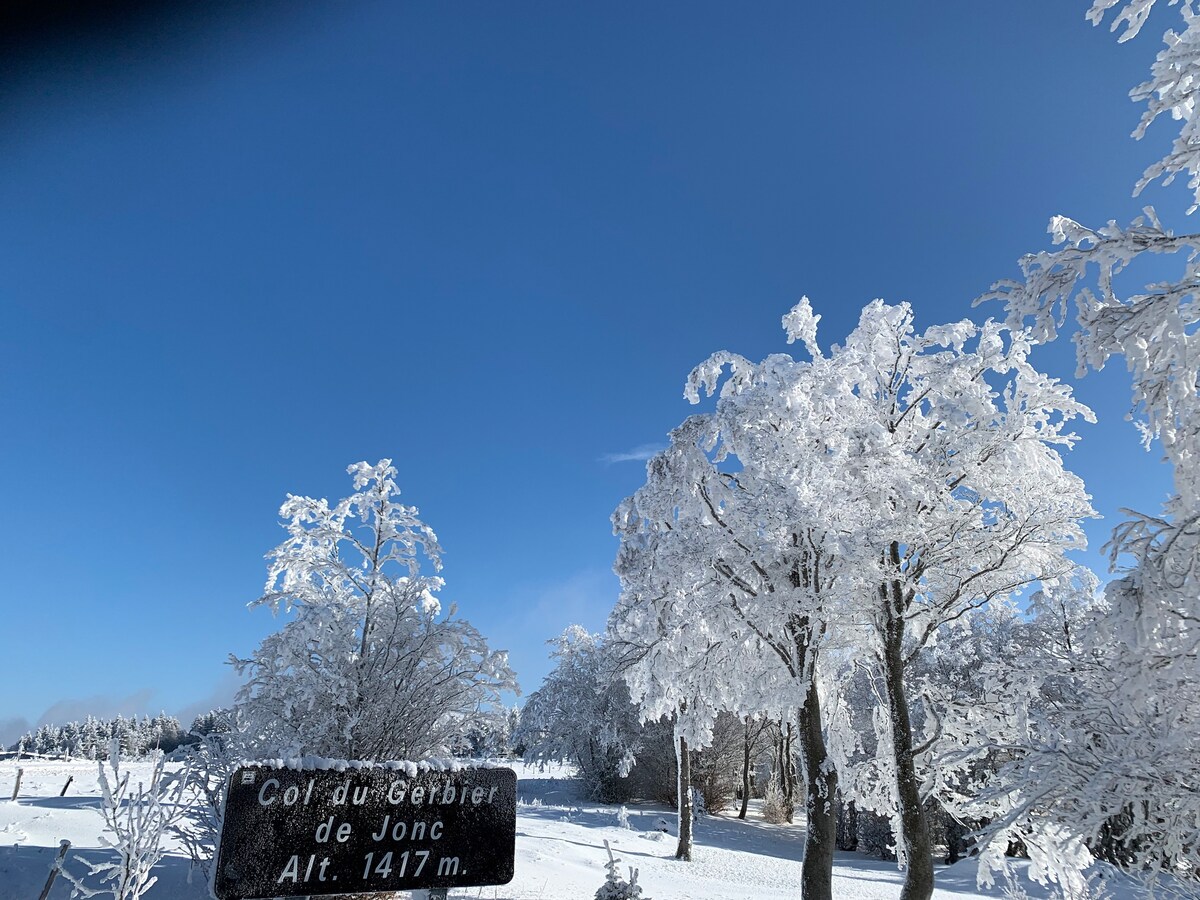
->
[0,717,30,749]
[0,691,160,747]
[37,690,157,728]
[599,443,665,465]
[176,671,245,728]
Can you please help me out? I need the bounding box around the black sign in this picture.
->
[213,764,516,900]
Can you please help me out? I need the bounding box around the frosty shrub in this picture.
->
[595,839,650,900]
[761,780,792,826]
[689,711,742,814]
[233,460,517,761]
[63,741,186,900]
[516,626,651,804]
[170,728,242,886]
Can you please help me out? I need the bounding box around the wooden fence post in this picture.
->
[38,840,71,900]
[10,767,21,801]
[60,775,73,797]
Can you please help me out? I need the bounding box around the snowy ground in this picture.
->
[0,758,1142,900]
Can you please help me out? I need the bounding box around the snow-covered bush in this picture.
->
[62,740,185,900]
[688,712,743,814]
[232,460,517,761]
[517,626,655,803]
[170,726,243,886]
[761,780,792,826]
[595,840,650,900]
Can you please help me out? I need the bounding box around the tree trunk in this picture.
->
[783,722,795,823]
[837,795,859,851]
[676,733,693,861]
[882,577,934,900]
[738,720,751,820]
[797,677,837,900]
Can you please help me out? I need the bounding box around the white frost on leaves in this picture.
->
[1089,1,1200,209]
[781,296,823,359]
[963,1,1200,883]
[612,297,1095,891]
[231,460,517,764]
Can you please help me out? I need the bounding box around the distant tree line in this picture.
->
[8,709,233,758]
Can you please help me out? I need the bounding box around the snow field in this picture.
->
[0,758,1140,900]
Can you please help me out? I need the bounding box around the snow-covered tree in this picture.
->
[966,1,1200,885]
[611,387,849,883]
[233,460,517,761]
[187,709,233,738]
[614,298,1094,900]
[804,301,1094,900]
[516,626,656,803]
[9,714,186,758]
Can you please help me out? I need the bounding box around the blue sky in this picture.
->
[0,1,1185,744]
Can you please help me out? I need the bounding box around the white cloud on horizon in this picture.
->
[176,670,245,728]
[37,690,157,728]
[0,675,248,748]
[0,717,30,749]
[599,443,665,465]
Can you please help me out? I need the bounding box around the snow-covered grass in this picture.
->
[0,758,1146,900]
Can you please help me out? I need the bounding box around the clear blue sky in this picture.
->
[0,1,1183,744]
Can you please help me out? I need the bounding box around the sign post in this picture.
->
[213,763,516,900]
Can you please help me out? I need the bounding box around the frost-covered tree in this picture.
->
[516,626,654,803]
[233,460,517,761]
[187,709,233,738]
[967,0,1200,885]
[9,714,186,758]
[804,301,1095,900]
[611,382,851,885]
[614,299,1094,900]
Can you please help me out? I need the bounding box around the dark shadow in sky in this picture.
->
[2,0,319,60]
[0,0,336,131]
